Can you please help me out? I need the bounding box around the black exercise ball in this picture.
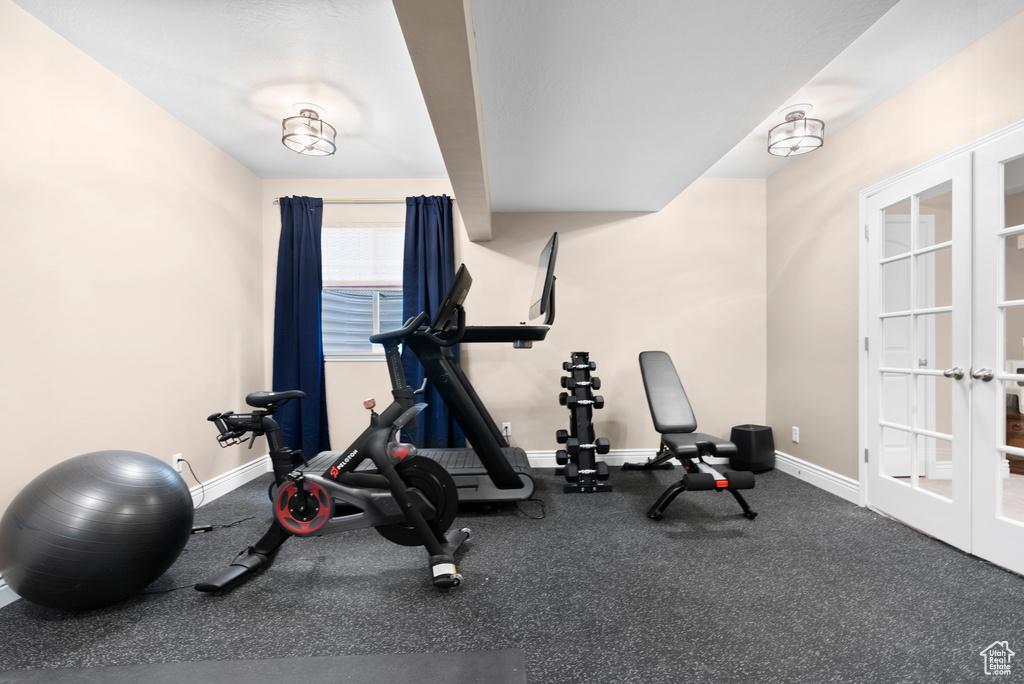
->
[0,450,194,610]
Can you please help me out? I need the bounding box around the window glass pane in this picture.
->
[322,227,403,287]
[918,181,952,248]
[882,316,911,369]
[882,257,911,313]
[917,246,951,308]
[320,225,404,356]
[917,374,953,438]
[915,434,952,502]
[880,425,912,481]
[1005,157,1024,229]
[999,452,1024,525]
[916,311,951,372]
[1005,305,1024,365]
[881,372,910,428]
[1005,231,1024,301]
[323,290,373,354]
[378,291,404,336]
[1001,380,1024,524]
[883,198,912,258]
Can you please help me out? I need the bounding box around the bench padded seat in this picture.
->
[662,432,738,459]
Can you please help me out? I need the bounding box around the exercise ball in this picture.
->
[0,450,194,610]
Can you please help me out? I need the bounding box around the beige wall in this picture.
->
[0,1,264,511]
[767,10,1024,479]
[460,179,767,452]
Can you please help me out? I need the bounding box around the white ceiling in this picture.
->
[470,0,902,212]
[12,0,1024,213]
[11,0,448,179]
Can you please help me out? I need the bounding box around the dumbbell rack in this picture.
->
[555,351,612,493]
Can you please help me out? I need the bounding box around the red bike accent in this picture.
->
[274,481,331,535]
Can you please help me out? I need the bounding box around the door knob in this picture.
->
[943,367,965,380]
[971,367,995,382]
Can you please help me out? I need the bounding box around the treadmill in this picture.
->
[403,233,559,502]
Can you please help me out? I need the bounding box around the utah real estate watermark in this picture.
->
[980,641,1015,676]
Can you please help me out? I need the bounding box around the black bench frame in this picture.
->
[623,351,757,521]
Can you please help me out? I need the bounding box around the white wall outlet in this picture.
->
[791,427,800,443]
[172,453,184,473]
[502,422,512,437]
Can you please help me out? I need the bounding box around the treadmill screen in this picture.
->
[430,264,473,331]
[529,232,558,323]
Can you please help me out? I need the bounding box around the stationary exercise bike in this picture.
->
[196,309,470,593]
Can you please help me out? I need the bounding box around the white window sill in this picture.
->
[325,353,388,362]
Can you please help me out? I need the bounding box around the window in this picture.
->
[321,224,404,358]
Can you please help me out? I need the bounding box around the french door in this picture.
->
[865,153,972,551]
[972,127,1024,573]
[863,122,1024,575]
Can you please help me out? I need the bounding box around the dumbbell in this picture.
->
[555,449,568,465]
[564,462,579,482]
[562,361,597,372]
[566,395,604,410]
[565,376,601,390]
[555,429,569,444]
[566,437,610,455]
[596,462,610,481]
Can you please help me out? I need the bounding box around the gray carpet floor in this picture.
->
[1,467,1022,683]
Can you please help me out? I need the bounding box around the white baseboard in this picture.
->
[774,450,860,504]
[189,454,271,508]
[0,454,273,610]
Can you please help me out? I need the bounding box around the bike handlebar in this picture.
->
[369,311,430,345]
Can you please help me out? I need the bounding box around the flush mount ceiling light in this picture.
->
[282,103,336,156]
[767,104,824,157]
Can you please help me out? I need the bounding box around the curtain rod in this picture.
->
[272,197,455,205]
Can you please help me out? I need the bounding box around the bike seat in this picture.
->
[245,390,306,408]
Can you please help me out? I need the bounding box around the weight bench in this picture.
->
[622,351,757,521]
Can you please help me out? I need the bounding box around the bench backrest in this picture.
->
[639,351,697,434]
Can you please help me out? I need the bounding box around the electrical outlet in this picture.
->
[791,427,800,443]
[172,453,184,473]
[502,422,512,437]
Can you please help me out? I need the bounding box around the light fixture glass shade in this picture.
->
[282,109,337,156]
[767,110,824,157]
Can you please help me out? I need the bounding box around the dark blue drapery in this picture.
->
[402,195,465,448]
[273,196,331,461]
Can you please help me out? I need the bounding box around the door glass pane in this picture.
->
[881,425,912,481]
[917,246,952,308]
[1003,380,1024,447]
[882,316,912,368]
[918,374,954,438]
[881,373,910,427]
[1000,452,1024,524]
[919,181,952,248]
[1005,157,1024,229]
[882,258,911,312]
[883,198,912,258]
[916,434,953,502]
[1005,305,1024,366]
[1005,232,1024,301]
[916,312,951,372]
